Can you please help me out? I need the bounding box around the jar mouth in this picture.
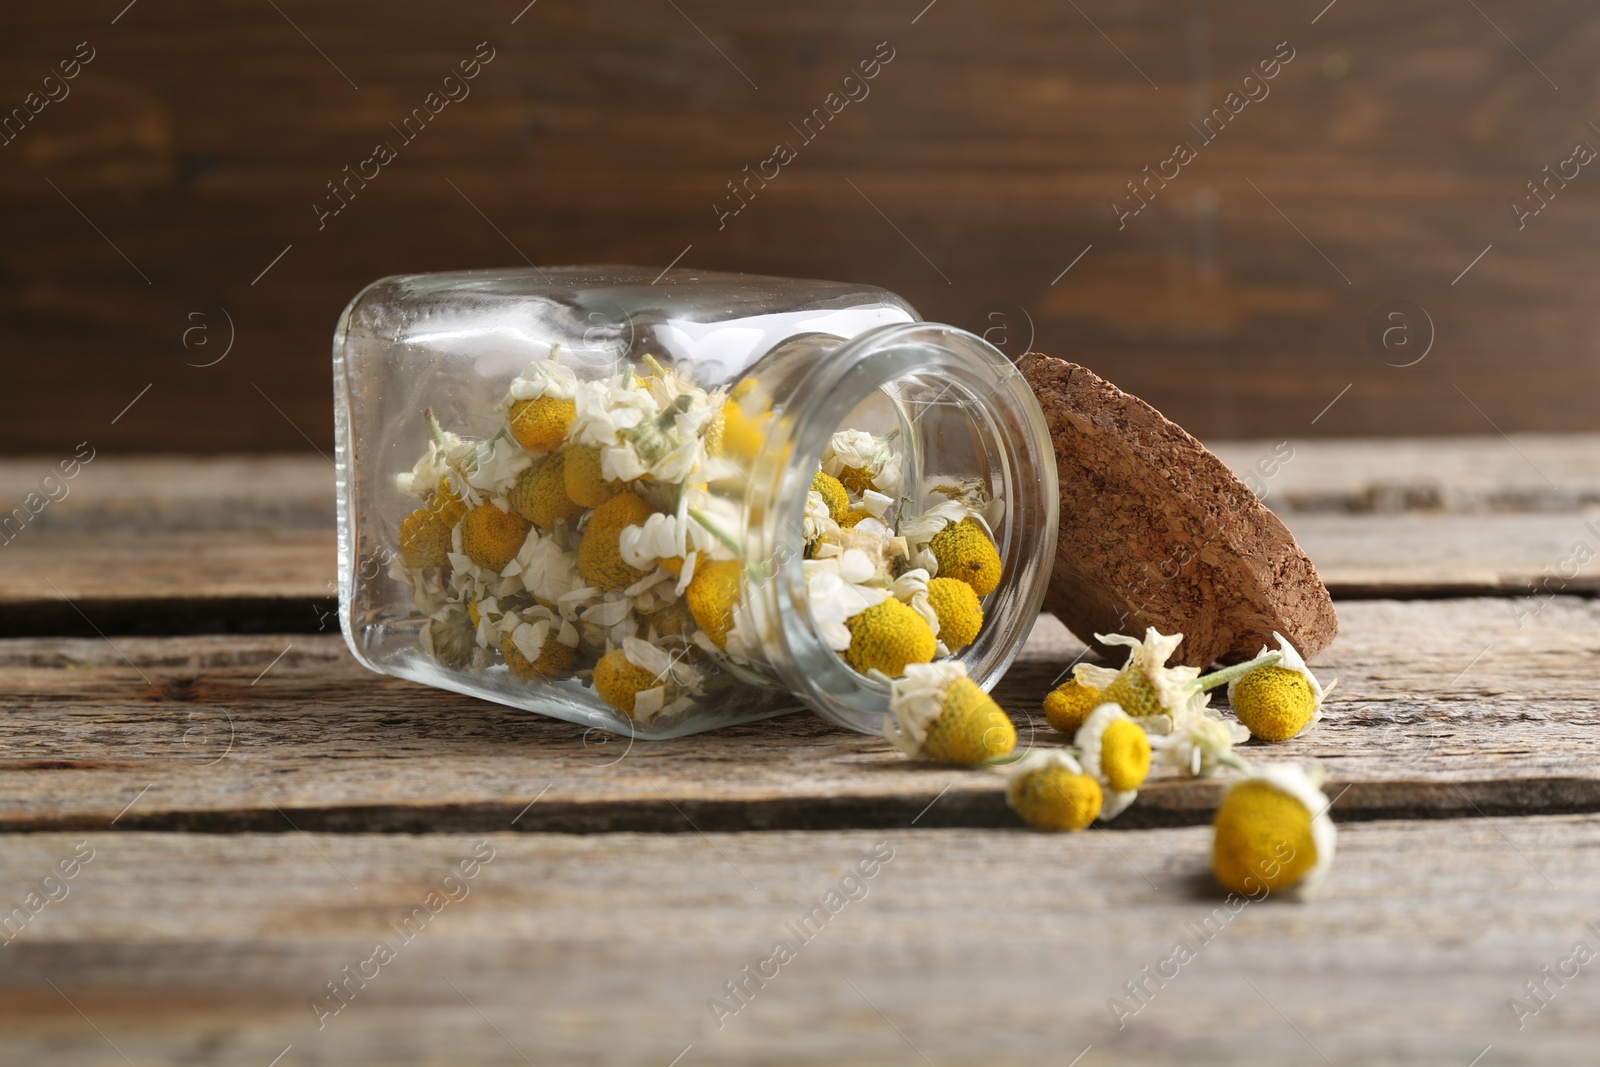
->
[758,323,1060,735]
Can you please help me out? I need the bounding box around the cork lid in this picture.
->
[1018,352,1338,667]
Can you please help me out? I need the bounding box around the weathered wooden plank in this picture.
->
[0,598,1594,832]
[1210,435,1600,514]
[3,453,1599,624]
[12,440,1595,533]
[8,512,1596,623]
[0,821,1595,1064]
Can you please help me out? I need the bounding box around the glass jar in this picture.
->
[334,267,1058,739]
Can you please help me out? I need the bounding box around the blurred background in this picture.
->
[2,0,1596,456]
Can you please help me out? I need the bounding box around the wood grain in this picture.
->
[3,453,1598,630]
[2,2,1598,453]
[0,820,1595,1064]
[1210,435,1600,514]
[0,597,1594,833]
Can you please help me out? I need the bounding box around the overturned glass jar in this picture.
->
[335,267,1058,738]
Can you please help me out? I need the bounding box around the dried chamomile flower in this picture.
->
[686,558,743,650]
[924,575,983,651]
[805,552,889,651]
[562,444,621,509]
[822,428,902,496]
[619,636,705,723]
[594,646,659,716]
[888,567,940,639]
[460,503,532,572]
[576,492,655,591]
[594,638,701,723]
[507,351,580,403]
[422,604,478,670]
[886,662,1015,765]
[899,498,980,572]
[1212,763,1336,896]
[1227,632,1335,742]
[396,414,468,499]
[501,529,581,606]
[463,436,533,500]
[846,597,936,678]
[811,470,850,522]
[501,614,577,681]
[802,490,841,550]
[1074,627,1205,731]
[509,396,576,453]
[1042,678,1103,737]
[712,379,768,463]
[399,507,453,570]
[1150,712,1250,778]
[1075,703,1152,820]
[928,518,1002,596]
[509,452,584,532]
[618,511,689,576]
[1006,749,1103,831]
[931,478,1003,525]
[506,352,580,452]
[428,476,468,526]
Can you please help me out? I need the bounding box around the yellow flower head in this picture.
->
[685,558,743,650]
[501,627,575,681]
[508,396,576,452]
[1228,632,1334,742]
[1042,678,1102,736]
[811,470,850,522]
[1213,763,1336,896]
[576,492,654,590]
[712,379,768,462]
[845,597,937,678]
[460,503,531,572]
[839,508,875,529]
[429,476,468,526]
[1076,627,1204,729]
[1006,750,1103,831]
[925,575,983,651]
[886,661,1015,764]
[929,518,1002,596]
[562,444,621,509]
[399,507,452,570]
[1075,703,1152,820]
[593,647,660,716]
[509,452,584,532]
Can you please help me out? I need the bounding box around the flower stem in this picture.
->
[1217,751,1253,775]
[688,507,743,558]
[1195,650,1281,693]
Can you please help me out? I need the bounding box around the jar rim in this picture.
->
[752,322,1060,735]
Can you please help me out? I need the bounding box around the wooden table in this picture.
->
[2,438,1598,1065]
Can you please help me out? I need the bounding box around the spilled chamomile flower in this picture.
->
[1212,762,1336,896]
[1006,749,1103,831]
[1228,632,1335,742]
[886,661,1016,765]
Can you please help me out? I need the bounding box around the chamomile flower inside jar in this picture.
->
[335,267,1057,739]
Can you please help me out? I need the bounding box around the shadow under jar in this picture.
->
[335,267,1058,739]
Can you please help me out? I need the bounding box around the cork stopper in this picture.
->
[1018,352,1337,667]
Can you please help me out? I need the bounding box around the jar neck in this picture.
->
[739,322,1059,735]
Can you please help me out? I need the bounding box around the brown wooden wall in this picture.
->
[2,0,1597,455]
